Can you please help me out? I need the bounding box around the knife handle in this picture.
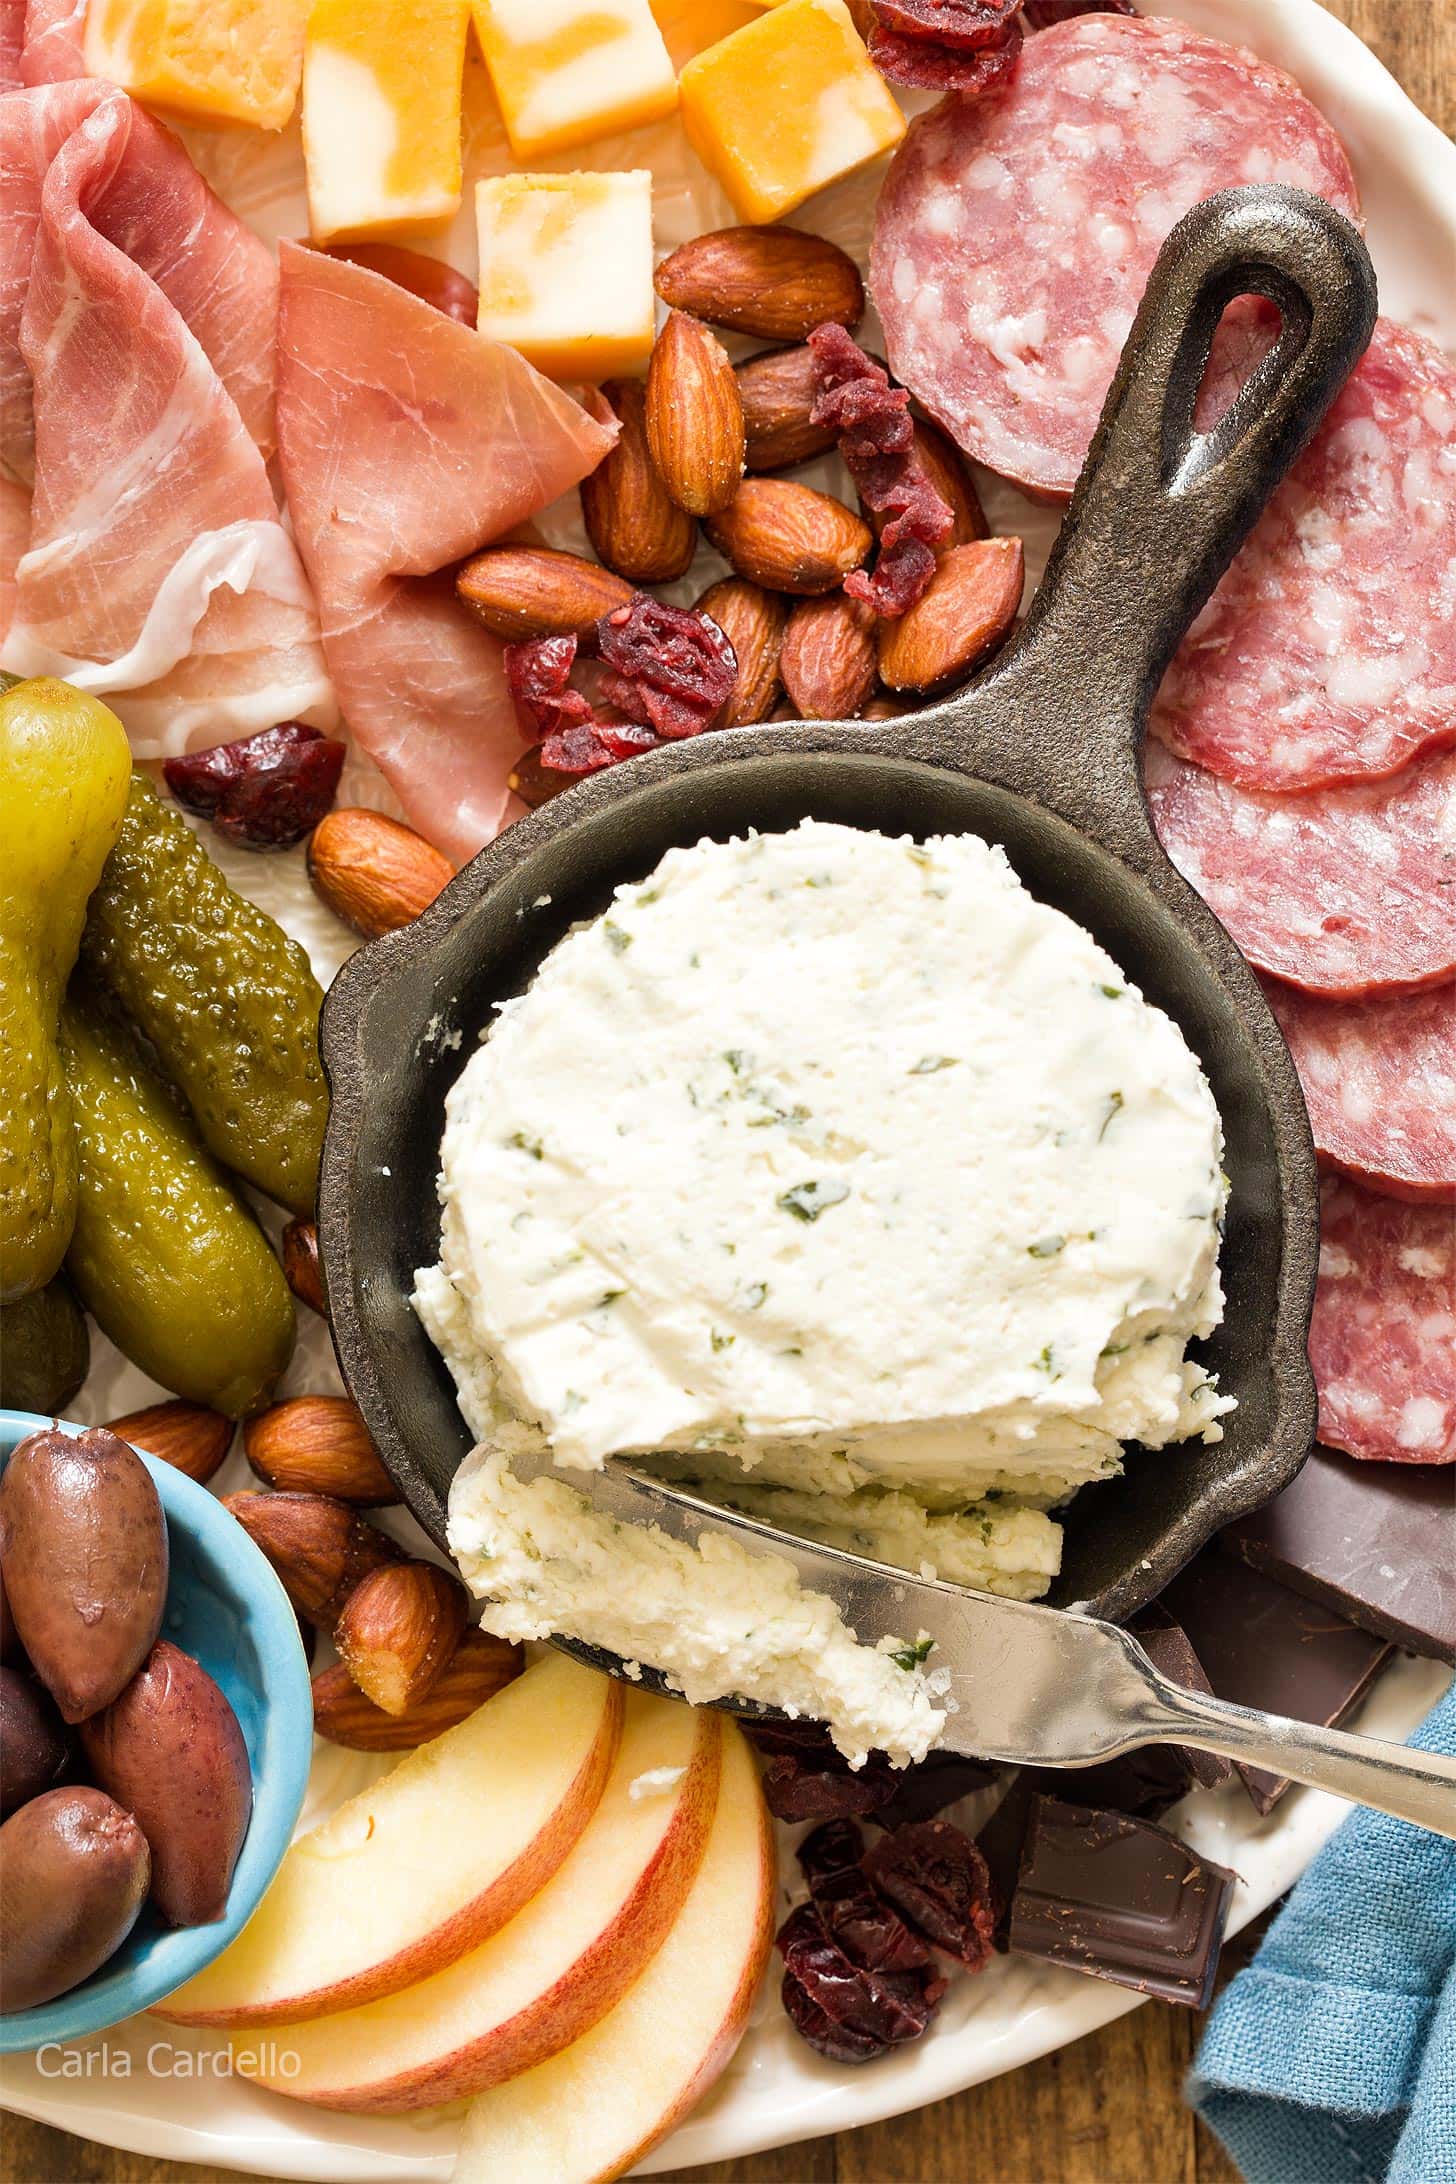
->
[1140,1679,1456,1839]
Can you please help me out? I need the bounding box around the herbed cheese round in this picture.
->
[419,819,1229,1504]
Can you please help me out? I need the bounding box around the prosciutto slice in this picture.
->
[274,243,614,860]
[0,88,331,749]
[18,0,87,84]
[2,82,278,480]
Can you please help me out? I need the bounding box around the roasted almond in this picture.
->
[645,310,745,518]
[779,593,879,720]
[910,419,988,549]
[222,1490,404,1628]
[334,1560,469,1715]
[311,1627,523,1751]
[243,1395,397,1506]
[655,226,864,342]
[107,1400,233,1486]
[736,345,838,472]
[878,537,1025,694]
[307,808,454,940]
[705,479,872,596]
[581,378,698,583]
[281,1218,326,1318]
[695,578,788,726]
[456,544,633,640]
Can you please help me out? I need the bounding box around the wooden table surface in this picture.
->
[7,3,1451,2180]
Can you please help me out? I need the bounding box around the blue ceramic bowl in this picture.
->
[0,1409,314,2051]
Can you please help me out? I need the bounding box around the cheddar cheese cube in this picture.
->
[470,0,677,162]
[475,171,655,380]
[82,0,308,131]
[302,0,469,243]
[679,0,905,224]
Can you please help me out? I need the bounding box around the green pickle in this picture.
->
[0,1275,90,1414]
[0,679,132,1300]
[59,989,295,1417]
[83,775,328,1217]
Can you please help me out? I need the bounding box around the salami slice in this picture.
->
[1153,319,1456,793]
[1264,982,1456,1204]
[1309,1178,1455,1464]
[1144,743,1456,1001]
[869,14,1358,500]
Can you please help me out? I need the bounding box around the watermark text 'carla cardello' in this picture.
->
[35,2042,301,2080]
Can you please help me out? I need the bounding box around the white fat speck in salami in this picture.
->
[1154,319,1456,792]
[869,14,1358,500]
[1144,743,1456,1001]
[1264,981,1456,1205]
[1309,1177,1456,1464]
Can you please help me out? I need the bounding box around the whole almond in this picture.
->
[281,1218,326,1318]
[334,1561,469,1715]
[456,545,633,639]
[307,808,454,940]
[910,419,988,548]
[508,745,570,810]
[646,311,745,518]
[780,593,879,720]
[243,1395,397,1506]
[222,1491,404,1628]
[655,227,864,342]
[312,1627,523,1751]
[108,1401,233,1486]
[706,479,872,595]
[737,346,838,472]
[695,578,788,726]
[581,378,698,583]
[878,537,1025,694]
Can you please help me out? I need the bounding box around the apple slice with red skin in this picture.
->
[237,1692,722,2110]
[156,1653,620,2026]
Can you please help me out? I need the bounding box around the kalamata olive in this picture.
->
[0,1787,150,2011]
[0,1668,73,1816]
[0,1427,166,1722]
[81,1641,251,1927]
[323,241,479,324]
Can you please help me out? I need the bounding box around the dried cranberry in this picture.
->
[869,14,1022,91]
[781,1970,888,2063]
[163,723,345,850]
[873,0,1021,47]
[596,596,737,741]
[747,1720,902,1822]
[1023,0,1135,28]
[799,1821,932,1974]
[863,1819,997,1969]
[777,1903,945,2051]
[809,325,954,617]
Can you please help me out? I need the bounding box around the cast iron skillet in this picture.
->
[319,185,1376,1625]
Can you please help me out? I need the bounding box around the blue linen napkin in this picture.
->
[1188,1682,1456,2184]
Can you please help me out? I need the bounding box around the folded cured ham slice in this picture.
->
[2,82,278,481]
[274,243,614,861]
[1,88,331,749]
[1310,1177,1455,1465]
[1264,980,1456,1205]
[16,0,87,85]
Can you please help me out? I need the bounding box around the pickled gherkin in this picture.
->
[0,679,132,1299]
[82,775,328,1216]
[60,989,295,1417]
[0,1275,89,1414]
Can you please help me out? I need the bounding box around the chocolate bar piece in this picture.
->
[1222,1444,1455,1666]
[1008,1796,1235,2007]
[1029,1607,1231,1818]
[1161,1552,1392,1814]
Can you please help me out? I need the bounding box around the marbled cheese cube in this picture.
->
[302,0,469,243]
[471,0,678,161]
[475,171,656,380]
[679,0,905,224]
[82,0,308,130]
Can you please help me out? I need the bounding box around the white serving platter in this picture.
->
[3,0,1452,2172]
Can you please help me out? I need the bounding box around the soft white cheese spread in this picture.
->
[424,819,1231,1764]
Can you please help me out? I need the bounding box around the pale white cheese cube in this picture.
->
[474,171,656,380]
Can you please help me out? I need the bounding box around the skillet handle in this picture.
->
[942,185,1376,836]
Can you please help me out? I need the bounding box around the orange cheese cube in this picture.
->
[82,0,308,130]
[302,0,469,244]
[475,171,656,380]
[470,0,678,162]
[679,0,905,224]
